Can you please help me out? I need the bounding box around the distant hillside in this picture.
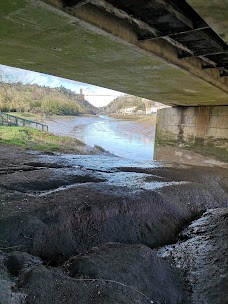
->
[101,94,154,114]
[0,82,96,115]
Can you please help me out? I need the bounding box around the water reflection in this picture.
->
[47,115,155,161]
[154,144,228,168]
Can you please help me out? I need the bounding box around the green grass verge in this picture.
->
[0,126,86,153]
[6,112,46,123]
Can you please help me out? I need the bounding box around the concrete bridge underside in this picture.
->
[0,0,227,161]
[0,0,228,106]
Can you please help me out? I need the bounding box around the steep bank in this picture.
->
[0,146,227,303]
[159,208,228,303]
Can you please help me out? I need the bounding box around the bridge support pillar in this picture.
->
[155,106,228,164]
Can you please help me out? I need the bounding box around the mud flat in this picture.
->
[0,145,227,304]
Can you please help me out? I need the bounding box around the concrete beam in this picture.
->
[187,0,228,44]
[65,0,91,8]
[90,0,158,37]
[155,0,194,29]
[0,0,227,106]
[71,1,228,93]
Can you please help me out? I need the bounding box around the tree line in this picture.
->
[0,82,94,115]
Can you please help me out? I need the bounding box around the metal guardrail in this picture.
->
[0,112,48,132]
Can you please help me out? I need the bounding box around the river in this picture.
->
[46,115,156,161]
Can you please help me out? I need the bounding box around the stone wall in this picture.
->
[155,106,228,162]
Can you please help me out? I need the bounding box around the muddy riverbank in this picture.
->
[0,145,227,303]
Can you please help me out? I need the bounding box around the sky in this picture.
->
[0,64,124,107]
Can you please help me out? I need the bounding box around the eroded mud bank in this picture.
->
[159,208,228,304]
[0,145,227,303]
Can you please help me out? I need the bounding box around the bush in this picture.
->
[0,83,86,116]
[41,98,81,115]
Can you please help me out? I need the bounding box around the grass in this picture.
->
[6,112,83,123]
[6,112,45,123]
[0,126,86,153]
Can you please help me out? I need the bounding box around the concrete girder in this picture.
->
[187,0,228,45]
[0,0,227,106]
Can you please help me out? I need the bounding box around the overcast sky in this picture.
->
[0,64,123,107]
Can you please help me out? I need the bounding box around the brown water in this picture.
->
[46,115,156,161]
[45,115,228,168]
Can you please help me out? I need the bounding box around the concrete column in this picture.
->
[155,106,228,164]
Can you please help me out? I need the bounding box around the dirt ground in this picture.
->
[0,144,227,304]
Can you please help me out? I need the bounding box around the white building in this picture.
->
[119,106,137,114]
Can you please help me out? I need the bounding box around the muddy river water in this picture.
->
[46,115,155,160]
[46,115,228,168]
